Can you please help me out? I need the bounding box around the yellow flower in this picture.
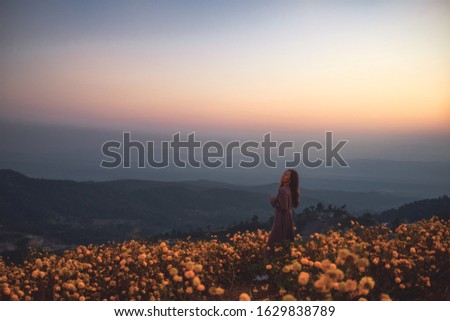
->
[298,272,310,285]
[239,293,251,301]
[192,276,201,287]
[380,293,391,301]
[282,294,296,301]
[31,269,40,279]
[173,275,183,282]
[345,280,358,292]
[314,275,331,293]
[291,261,302,272]
[282,265,291,273]
[325,268,344,281]
[357,258,369,268]
[358,277,375,295]
[3,287,11,296]
[184,270,195,279]
[337,249,351,260]
[35,259,43,268]
[208,286,217,295]
[320,259,333,271]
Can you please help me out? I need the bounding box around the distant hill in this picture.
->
[0,169,270,241]
[162,196,450,244]
[179,180,416,213]
[0,169,424,260]
[378,195,450,222]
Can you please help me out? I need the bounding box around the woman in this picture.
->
[264,169,300,260]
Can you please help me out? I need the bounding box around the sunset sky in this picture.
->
[1,0,449,137]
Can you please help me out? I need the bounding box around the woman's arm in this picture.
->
[276,187,290,211]
[270,188,290,210]
[269,195,278,208]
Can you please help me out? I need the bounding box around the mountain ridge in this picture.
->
[0,168,448,263]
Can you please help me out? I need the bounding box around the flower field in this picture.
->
[1,217,448,301]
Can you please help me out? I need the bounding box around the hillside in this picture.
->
[379,195,450,222]
[0,169,270,245]
[0,169,417,260]
[0,169,416,227]
[1,217,448,301]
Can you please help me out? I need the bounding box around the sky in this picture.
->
[0,0,449,182]
[1,0,449,133]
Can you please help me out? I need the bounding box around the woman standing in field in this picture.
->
[264,169,300,260]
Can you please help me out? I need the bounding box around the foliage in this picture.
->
[1,217,448,301]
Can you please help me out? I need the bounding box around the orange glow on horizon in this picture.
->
[1,1,449,137]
